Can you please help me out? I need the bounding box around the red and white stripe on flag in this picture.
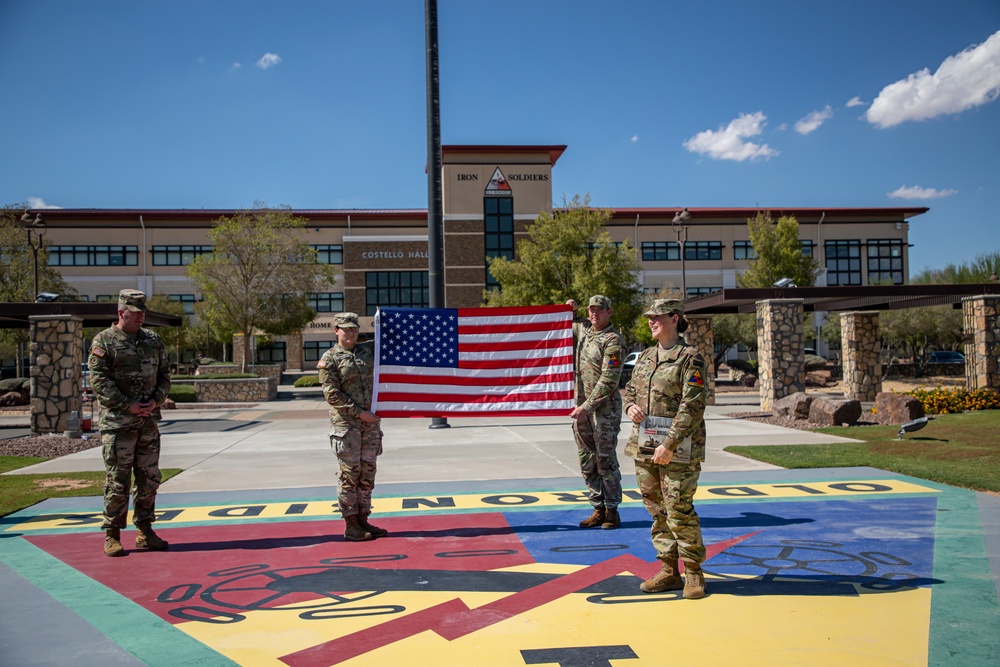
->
[372,304,575,417]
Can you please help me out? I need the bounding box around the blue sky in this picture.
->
[2,1,998,274]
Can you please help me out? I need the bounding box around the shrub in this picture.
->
[804,354,828,371]
[902,387,1000,414]
[0,377,29,394]
[294,374,321,388]
[168,384,197,403]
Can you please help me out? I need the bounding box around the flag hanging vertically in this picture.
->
[372,305,575,417]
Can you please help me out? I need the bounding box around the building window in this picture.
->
[825,240,862,286]
[309,292,345,313]
[256,341,286,363]
[800,240,815,258]
[95,294,116,303]
[684,241,723,261]
[313,244,343,265]
[167,294,200,315]
[47,246,138,267]
[867,239,905,285]
[152,245,213,266]
[305,340,335,362]
[484,197,514,289]
[686,286,722,298]
[365,271,429,316]
[641,241,680,261]
[734,241,757,260]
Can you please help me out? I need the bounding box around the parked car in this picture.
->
[927,350,965,363]
[618,351,641,388]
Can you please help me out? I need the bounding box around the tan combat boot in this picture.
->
[579,507,606,528]
[601,507,620,530]
[344,516,373,542]
[134,522,169,551]
[639,558,683,593]
[104,528,125,557]
[682,560,706,599]
[359,515,388,538]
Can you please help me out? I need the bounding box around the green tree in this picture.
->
[712,313,758,366]
[911,249,1000,284]
[145,295,187,364]
[0,204,79,376]
[186,203,335,372]
[737,211,819,288]
[485,194,644,343]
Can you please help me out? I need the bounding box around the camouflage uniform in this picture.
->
[318,320,382,521]
[572,296,625,512]
[89,291,171,531]
[623,310,708,565]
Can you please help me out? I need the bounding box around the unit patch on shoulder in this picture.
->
[688,369,704,387]
[607,353,620,367]
[91,347,106,357]
[316,360,327,369]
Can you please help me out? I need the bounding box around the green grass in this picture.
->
[726,410,1000,492]
[0,457,181,518]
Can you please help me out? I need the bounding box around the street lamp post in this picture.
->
[672,208,691,298]
[20,211,47,301]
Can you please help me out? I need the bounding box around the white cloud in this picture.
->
[846,96,866,107]
[887,185,958,200]
[231,62,242,70]
[256,53,282,70]
[866,29,1000,128]
[683,112,779,161]
[794,106,833,135]
[630,135,639,143]
[27,197,60,209]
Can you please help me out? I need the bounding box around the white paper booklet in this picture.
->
[640,415,692,463]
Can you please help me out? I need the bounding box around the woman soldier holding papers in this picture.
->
[623,298,708,599]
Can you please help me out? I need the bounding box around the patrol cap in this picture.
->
[333,312,359,329]
[118,289,148,312]
[643,298,684,318]
[588,295,612,310]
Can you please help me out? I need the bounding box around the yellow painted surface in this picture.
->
[175,574,931,666]
[9,479,938,532]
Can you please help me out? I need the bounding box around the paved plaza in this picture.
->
[2,392,998,666]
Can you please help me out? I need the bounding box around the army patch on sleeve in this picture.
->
[687,369,704,387]
[316,360,327,369]
[91,347,106,357]
[607,353,620,367]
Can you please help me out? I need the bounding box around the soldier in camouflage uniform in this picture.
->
[623,298,708,599]
[89,289,172,557]
[318,312,385,542]
[567,295,625,530]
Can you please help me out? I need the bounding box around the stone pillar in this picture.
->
[28,315,83,436]
[232,333,246,369]
[756,299,805,412]
[962,295,1000,391]
[285,332,304,372]
[840,311,882,401]
[683,315,715,405]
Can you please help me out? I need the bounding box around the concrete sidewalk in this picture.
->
[5,391,861,493]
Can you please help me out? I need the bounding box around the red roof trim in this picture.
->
[443,144,567,166]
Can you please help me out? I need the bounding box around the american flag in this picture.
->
[372,305,575,417]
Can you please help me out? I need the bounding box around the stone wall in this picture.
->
[193,363,281,395]
[285,332,303,371]
[963,295,1000,391]
[756,299,805,412]
[683,315,715,405]
[840,311,882,401]
[177,378,276,402]
[28,315,83,436]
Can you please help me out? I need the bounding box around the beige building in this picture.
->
[30,144,928,369]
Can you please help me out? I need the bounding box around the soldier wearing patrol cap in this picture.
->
[565,295,626,530]
[88,289,172,557]
[317,312,386,542]
[623,298,708,599]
